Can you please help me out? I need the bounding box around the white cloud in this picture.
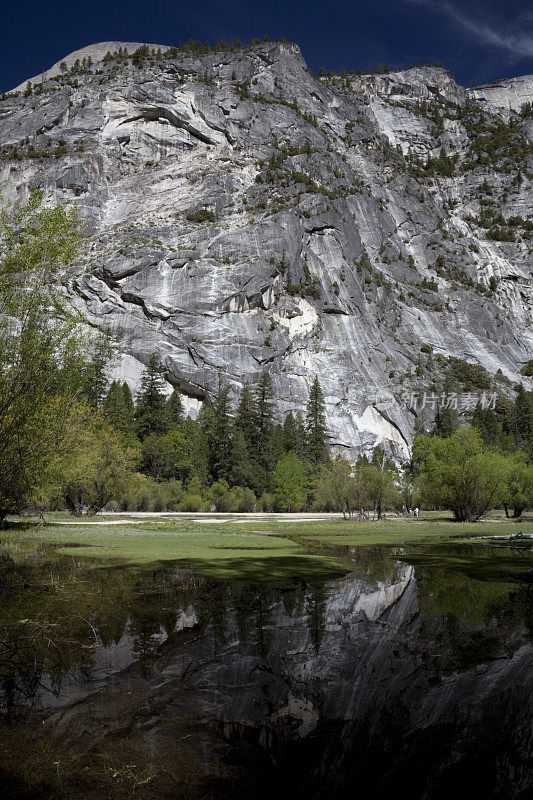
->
[406,0,533,59]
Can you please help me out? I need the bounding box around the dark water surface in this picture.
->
[0,542,532,799]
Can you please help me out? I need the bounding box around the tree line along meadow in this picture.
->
[0,196,532,525]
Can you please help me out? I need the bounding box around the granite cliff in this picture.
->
[1,40,532,457]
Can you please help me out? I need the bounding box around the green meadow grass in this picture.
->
[2,519,344,580]
[3,513,530,580]
[215,516,531,547]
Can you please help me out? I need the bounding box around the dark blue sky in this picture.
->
[2,0,533,92]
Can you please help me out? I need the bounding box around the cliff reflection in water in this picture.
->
[0,545,532,799]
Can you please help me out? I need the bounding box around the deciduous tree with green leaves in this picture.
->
[0,192,90,522]
[314,456,364,518]
[418,426,508,521]
[357,448,399,519]
[273,451,308,511]
[40,403,139,516]
[500,454,533,518]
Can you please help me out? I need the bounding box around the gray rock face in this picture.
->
[1,42,532,457]
[10,41,173,93]
[470,74,533,112]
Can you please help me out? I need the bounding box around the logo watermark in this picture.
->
[400,391,497,411]
[369,390,497,412]
[370,391,395,411]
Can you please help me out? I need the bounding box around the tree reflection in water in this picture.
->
[0,543,531,798]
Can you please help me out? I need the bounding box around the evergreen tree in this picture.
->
[166,388,185,426]
[433,405,459,437]
[283,411,306,457]
[414,412,428,436]
[229,428,254,487]
[496,395,515,438]
[235,382,258,448]
[203,381,233,482]
[103,380,134,435]
[134,354,170,440]
[254,372,275,449]
[263,424,286,475]
[305,376,329,466]
[81,334,113,408]
[283,412,297,452]
[122,382,134,425]
[233,384,263,492]
[514,385,533,455]
[141,428,192,482]
[182,417,209,486]
[471,403,506,449]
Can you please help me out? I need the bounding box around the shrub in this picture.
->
[228,486,257,511]
[207,481,257,511]
[258,491,275,511]
[420,278,438,292]
[179,493,204,511]
[448,357,491,391]
[486,227,515,242]
[186,209,216,223]
[119,477,185,511]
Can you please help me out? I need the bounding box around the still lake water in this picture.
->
[0,542,532,799]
